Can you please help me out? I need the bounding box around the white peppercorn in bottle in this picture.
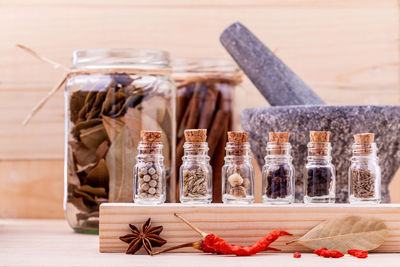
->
[134,131,166,204]
[222,131,254,204]
[262,132,295,204]
[349,133,381,204]
[179,129,212,204]
[304,131,336,204]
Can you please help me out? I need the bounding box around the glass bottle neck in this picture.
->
[351,142,378,161]
[224,142,251,163]
[183,142,210,160]
[307,142,332,162]
[265,142,292,162]
[137,141,163,157]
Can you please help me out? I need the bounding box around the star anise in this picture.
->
[119,218,167,255]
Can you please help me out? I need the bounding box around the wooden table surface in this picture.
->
[1,219,400,267]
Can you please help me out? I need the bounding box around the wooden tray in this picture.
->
[99,203,400,253]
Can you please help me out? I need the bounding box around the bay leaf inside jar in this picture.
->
[67,73,173,229]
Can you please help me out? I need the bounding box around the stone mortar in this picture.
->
[242,105,400,203]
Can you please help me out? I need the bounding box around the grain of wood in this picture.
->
[99,204,400,253]
[0,160,64,218]
[0,0,399,218]
[3,219,400,267]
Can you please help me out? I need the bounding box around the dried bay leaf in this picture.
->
[77,90,97,122]
[288,215,388,253]
[69,197,96,213]
[86,91,106,120]
[106,128,137,202]
[71,118,102,138]
[69,141,96,167]
[102,115,125,142]
[67,145,81,186]
[101,89,126,116]
[125,107,171,169]
[95,140,110,161]
[76,185,108,198]
[84,159,109,190]
[70,91,88,124]
[80,124,107,150]
[76,162,96,174]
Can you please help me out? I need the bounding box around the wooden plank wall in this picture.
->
[0,0,398,218]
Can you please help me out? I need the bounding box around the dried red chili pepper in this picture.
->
[314,248,344,258]
[152,213,292,256]
[313,247,328,256]
[293,252,301,258]
[348,249,368,258]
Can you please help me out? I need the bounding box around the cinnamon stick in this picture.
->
[198,83,219,130]
[185,83,207,130]
[211,113,229,203]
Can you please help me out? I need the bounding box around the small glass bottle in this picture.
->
[134,131,166,204]
[180,129,212,204]
[349,133,381,204]
[222,131,254,204]
[304,131,336,204]
[262,132,295,204]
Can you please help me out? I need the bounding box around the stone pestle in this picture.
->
[220,22,325,106]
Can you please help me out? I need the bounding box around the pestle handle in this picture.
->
[220,22,325,106]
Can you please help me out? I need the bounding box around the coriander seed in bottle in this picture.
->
[222,131,254,204]
[134,131,166,204]
[349,133,381,204]
[179,129,212,204]
[262,132,295,204]
[304,131,336,204]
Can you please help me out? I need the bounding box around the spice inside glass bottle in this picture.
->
[134,131,166,204]
[349,133,381,204]
[179,129,213,204]
[304,131,336,204]
[222,131,254,204]
[262,132,295,204]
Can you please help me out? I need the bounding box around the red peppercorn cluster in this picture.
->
[314,248,344,258]
[348,249,368,258]
[293,252,301,258]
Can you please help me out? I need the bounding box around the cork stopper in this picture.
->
[310,131,331,142]
[269,132,290,143]
[228,131,248,144]
[184,129,207,142]
[354,133,374,144]
[140,131,161,143]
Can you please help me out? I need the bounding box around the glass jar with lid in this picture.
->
[64,48,176,233]
[304,131,336,204]
[172,58,242,202]
[222,131,254,204]
[348,133,381,204]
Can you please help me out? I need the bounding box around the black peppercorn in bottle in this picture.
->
[349,133,381,204]
[304,131,336,204]
[262,132,295,204]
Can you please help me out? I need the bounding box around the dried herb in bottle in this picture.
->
[180,129,212,203]
[349,133,381,203]
[173,59,242,202]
